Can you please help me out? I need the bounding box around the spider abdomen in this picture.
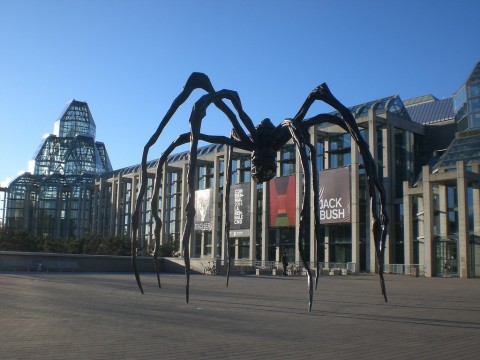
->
[251,148,276,183]
[250,118,277,183]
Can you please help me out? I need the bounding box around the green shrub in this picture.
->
[0,228,38,252]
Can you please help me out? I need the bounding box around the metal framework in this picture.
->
[5,100,112,238]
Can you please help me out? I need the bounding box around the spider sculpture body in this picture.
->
[132,72,389,311]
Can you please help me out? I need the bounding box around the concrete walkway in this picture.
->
[1,272,479,359]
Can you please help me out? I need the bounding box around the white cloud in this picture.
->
[1,177,12,187]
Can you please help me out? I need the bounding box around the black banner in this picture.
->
[229,183,250,230]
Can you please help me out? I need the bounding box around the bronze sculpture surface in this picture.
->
[132,73,388,311]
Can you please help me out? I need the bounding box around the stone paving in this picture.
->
[1,272,480,359]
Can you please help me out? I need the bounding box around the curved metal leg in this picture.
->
[131,72,252,294]
[293,82,388,302]
[224,141,234,287]
[150,133,192,288]
[304,141,321,290]
[284,119,314,311]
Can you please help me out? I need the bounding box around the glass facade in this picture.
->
[33,101,111,176]
[454,61,480,131]
[329,133,351,169]
[5,100,112,238]
[166,171,182,243]
[279,145,295,176]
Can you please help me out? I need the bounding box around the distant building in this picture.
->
[5,100,112,238]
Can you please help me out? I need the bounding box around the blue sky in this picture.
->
[1,0,479,186]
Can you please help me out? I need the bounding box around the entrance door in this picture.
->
[435,237,458,277]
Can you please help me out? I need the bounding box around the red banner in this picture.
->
[269,175,296,227]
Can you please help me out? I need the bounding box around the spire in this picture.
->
[57,100,96,138]
[33,100,112,176]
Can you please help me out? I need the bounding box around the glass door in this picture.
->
[435,237,458,277]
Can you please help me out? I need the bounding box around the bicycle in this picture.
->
[204,261,218,275]
[290,264,303,276]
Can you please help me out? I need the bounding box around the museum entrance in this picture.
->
[434,237,458,277]
[229,237,250,259]
[328,225,352,264]
[269,227,296,262]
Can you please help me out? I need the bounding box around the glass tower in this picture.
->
[6,100,112,238]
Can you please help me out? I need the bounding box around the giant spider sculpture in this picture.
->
[131,73,388,312]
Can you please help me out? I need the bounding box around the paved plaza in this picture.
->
[1,271,480,359]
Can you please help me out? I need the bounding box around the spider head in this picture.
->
[251,118,277,183]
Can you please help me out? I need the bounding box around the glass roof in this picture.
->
[8,173,97,192]
[58,100,96,138]
[466,61,480,85]
[323,95,412,124]
[415,130,480,185]
[432,131,480,170]
[104,143,225,178]
[403,94,437,107]
[405,97,454,125]
[31,101,112,176]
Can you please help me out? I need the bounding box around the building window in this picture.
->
[166,172,182,243]
[447,186,458,235]
[198,163,214,190]
[329,225,352,263]
[238,155,251,183]
[316,139,324,171]
[279,144,295,176]
[394,128,412,199]
[329,133,351,168]
[256,184,263,261]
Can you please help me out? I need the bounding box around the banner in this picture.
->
[269,175,296,227]
[229,183,251,230]
[318,167,351,224]
[194,188,213,231]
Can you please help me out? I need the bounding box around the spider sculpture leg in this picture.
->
[223,141,233,286]
[283,119,315,311]
[310,114,388,301]
[223,138,242,287]
[131,72,253,294]
[268,84,389,307]
[315,86,389,302]
[299,87,389,302]
[304,141,322,290]
[150,133,192,287]
[181,92,255,302]
[131,73,218,293]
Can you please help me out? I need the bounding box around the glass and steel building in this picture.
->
[5,100,112,238]
[403,61,480,278]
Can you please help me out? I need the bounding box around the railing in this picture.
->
[200,259,359,276]
[383,264,425,277]
[318,262,356,274]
